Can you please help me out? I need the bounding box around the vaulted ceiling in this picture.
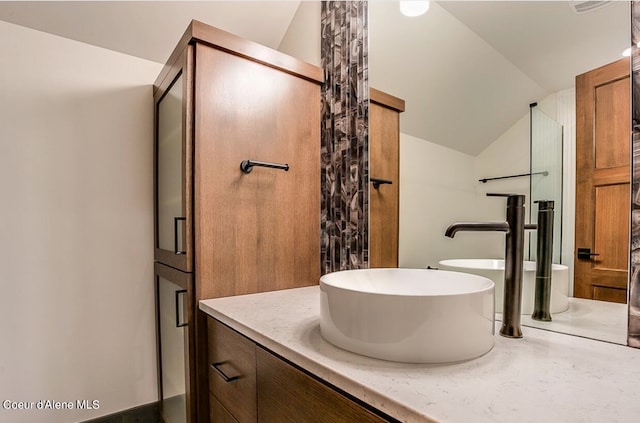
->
[0,1,630,155]
[0,1,301,64]
[369,1,630,155]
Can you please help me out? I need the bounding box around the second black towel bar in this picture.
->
[370,178,393,189]
[479,171,548,184]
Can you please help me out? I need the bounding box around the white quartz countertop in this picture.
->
[514,297,629,344]
[200,286,640,423]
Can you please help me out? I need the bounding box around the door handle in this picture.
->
[175,289,187,328]
[577,248,600,260]
[174,217,186,255]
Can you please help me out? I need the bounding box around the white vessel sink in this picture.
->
[319,268,495,364]
[438,259,569,315]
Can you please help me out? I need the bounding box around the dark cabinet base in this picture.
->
[207,317,396,423]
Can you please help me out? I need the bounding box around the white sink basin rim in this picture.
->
[319,268,495,364]
[438,259,570,315]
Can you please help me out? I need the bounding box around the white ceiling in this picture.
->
[369,0,630,155]
[0,1,301,64]
[0,1,631,156]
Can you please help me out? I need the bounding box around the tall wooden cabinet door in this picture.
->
[154,46,194,272]
[193,43,321,298]
[575,58,630,303]
[369,89,404,268]
[155,262,197,423]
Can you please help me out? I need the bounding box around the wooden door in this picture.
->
[574,58,630,303]
[369,89,404,268]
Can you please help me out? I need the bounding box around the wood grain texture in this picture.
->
[194,43,321,300]
[154,20,323,93]
[154,21,325,423]
[207,319,257,423]
[256,347,393,423]
[369,98,401,268]
[370,88,405,112]
[594,184,630,271]
[195,311,210,422]
[574,57,630,300]
[210,394,239,423]
[595,77,630,169]
[593,285,628,303]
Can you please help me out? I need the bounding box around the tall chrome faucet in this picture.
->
[445,193,529,338]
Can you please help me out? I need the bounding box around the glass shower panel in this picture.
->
[530,107,563,263]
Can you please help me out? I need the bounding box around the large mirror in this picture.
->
[370,0,631,344]
[1,0,629,344]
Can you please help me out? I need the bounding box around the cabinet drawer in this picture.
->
[256,347,392,423]
[207,318,257,423]
[210,394,239,423]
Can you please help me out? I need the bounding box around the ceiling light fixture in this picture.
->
[569,1,612,14]
[400,1,430,17]
[622,43,639,57]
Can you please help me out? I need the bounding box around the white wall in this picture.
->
[277,1,321,67]
[399,92,572,270]
[0,21,162,422]
[557,88,577,292]
[399,133,504,268]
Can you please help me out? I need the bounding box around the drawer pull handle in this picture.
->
[211,362,239,383]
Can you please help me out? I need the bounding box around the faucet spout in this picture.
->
[445,193,527,339]
[445,222,509,238]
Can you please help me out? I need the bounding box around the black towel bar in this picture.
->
[370,178,393,189]
[240,159,289,173]
[479,171,548,184]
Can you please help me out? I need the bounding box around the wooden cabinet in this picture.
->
[207,318,393,423]
[369,88,405,268]
[256,348,391,423]
[209,395,238,423]
[153,20,323,423]
[193,38,322,300]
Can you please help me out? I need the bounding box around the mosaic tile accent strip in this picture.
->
[320,1,369,274]
[630,1,640,348]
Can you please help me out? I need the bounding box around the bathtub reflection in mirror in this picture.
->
[369,1,631,343]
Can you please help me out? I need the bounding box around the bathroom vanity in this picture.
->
[206,317,390,423]
[200,286,640,423]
